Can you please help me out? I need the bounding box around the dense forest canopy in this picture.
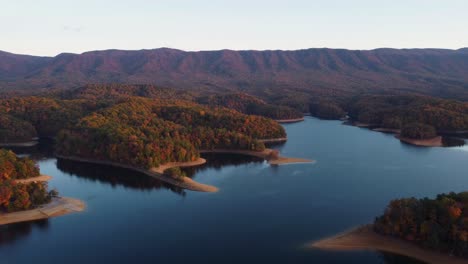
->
[309,99,346,120]
[400,123,437,139]
[197,93,303,120]
[58,84,194,102]
[0,97,104,138]
[0,114,37,143]
[56,98,285,169]
[374,192,468,258]
[56,84,306,121]
[0,85,289,171]
[0,149,51,212]
[2,83,468,144]
[347,95,468,131]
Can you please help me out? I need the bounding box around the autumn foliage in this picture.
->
[198,93,303,120]
[55,98,285,169]
[0,149,51,212]
[348,95,468,131]
[374,192,468,258]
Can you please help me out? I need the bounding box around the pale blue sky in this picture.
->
[1,0,467,56]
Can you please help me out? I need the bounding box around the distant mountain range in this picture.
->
[1,48,468,99]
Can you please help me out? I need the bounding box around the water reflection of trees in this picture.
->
[264,141,286,148]
[183,153,264,178]
[378,251,426,264]
[0,220,49,246]
[56,159,186,196]
[2,139,55,160]
[442,137,466,147]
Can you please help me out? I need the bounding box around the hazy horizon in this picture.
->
[2,46,468,57]
[2,0,468,56]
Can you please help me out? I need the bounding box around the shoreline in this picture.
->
[152,158,208,174]
[275,117,305,123]
[200,148,313,165]
[309,225,468,264]
[0,197,85,226]
[258,137,288,143]
[372,127,401,134]
[438,130,468,135]
[56,155,218,193]
[396,135,443,147]
[344,121,448,148]
[352,122,378,128]
[0,141,38,147]
[15,175,52,184]
[56,148,312,193]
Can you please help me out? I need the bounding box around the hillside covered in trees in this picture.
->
[348,95,468,131]
[0,86,286,171]
[374,192,468,258]
[197,93,303,120]
[309,99,346,120]
[2,48,468,101]
[0,149,52,212]
[344,94,468,139]
[56,98,284,169]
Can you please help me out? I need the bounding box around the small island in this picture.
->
[310,192,468,264]
[0,149,85,225]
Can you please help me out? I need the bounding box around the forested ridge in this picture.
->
[2,48,468,101]
[375,192,468,258]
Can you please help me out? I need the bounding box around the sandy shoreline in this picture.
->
[258,137,288,143]
[352,122,377,128]
[0,197,85,226]
[200,148,314,165]
[56,155,218,193]
[275,117,305,123]
[15,175,52,184]
[309,225,468,264]
[0,141,38,147]
[152,158,208,174]
[372,127,401,134]
[396,135,443,147]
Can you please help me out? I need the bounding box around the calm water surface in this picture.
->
[2,117,468,264]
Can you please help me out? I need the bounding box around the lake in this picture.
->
[2,117,468,264]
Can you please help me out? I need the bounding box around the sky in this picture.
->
[1,0,467,56]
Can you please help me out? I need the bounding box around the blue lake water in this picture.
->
[1,117,468,263]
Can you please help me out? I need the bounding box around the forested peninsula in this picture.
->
[311,192,468,264]
[300,94,468,146]
[0,149,84,225]
[0,84,311,193]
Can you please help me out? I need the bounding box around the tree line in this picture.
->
[375,192,468,258]
[0,149,52,212]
